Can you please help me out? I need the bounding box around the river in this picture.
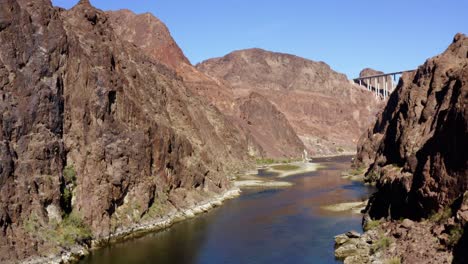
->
[79,155,374,264]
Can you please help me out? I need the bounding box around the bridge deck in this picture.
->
[353,70,415,81]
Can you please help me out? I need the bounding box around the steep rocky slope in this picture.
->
[107,10,305,158]
[197,49,382,156]
[236,92,305,157]
[348,33,467,263]
[0,0,250,262]
[107,9,189,69]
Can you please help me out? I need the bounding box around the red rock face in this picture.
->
[0,0,250,261]
[197,49,383,156]
[106,10,306,158]
[236,92,305,158]
[107,9,190,70]
[355,33,468,220]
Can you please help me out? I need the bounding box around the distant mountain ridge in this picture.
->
[107,10,308,158]
[197,48,383,155]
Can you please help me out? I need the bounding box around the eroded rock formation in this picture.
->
[197,49,383,156]
[0,0,250,261]
[106,10,306,158]
[356,33,467,219]
[350,33,467,263]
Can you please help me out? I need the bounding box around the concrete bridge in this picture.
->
[353,70,415,99]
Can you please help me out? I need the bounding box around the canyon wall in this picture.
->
[107,10,306,158]
[0,0,250,261]
[197,49,382,156]
[355,33,467,220]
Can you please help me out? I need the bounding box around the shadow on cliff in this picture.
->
[452,224,468,264]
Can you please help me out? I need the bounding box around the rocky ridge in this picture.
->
[106,10,306,158]
[197,49,383,156]
[338,33,468,263]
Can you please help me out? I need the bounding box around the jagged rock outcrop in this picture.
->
[106,10,306,158]
[356,33,467,219]
[197,49,382,156]
[0,0,250,262]
[107,9,189,69]
[350,33,467,263]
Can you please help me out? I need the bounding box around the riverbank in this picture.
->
[334,218,457,264]
[25,160,312,264]
[22,188,242,264]
[256,161,324,178]
[79,155,374,264]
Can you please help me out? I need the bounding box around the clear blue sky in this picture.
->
[52,0,467,78]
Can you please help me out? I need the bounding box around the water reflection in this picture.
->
[80,156,374,264]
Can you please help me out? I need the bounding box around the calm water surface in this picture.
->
[80,156,374,264]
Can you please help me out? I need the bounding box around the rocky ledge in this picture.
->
[334,216,463,264]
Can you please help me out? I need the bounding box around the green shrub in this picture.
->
[350,166,366,176]
[447,226,463,247]
[57,212,92,246]
[23,213,41,233]
[142,193,168,221]
[63,165,76,185]
[429,207,452,223]
[364,219,382,231]
[372,235,392,253]
[23,211,91,247]
[62,188,72,207]
[366,170,380,182]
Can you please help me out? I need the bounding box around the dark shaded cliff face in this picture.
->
[355,33,468,220]
[197,49,383,156]
[0,0,250,261]
[106,10,306,158]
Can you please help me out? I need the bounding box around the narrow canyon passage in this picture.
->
[80,156,374,264]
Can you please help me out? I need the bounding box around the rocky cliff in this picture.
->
[107,9,189,70]
[0,0,250,262]
[197,49,382,156]
[349,33,467,263]
[106,10,306,158]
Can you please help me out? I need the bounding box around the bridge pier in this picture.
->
[353,70,415,100]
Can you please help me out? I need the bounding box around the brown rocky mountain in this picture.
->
[353,33,467,262]
[0,0,251,262]
[197,49,383,156]
[236,92,305,157]
[106,10,305,158]
[107,9,189,69]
